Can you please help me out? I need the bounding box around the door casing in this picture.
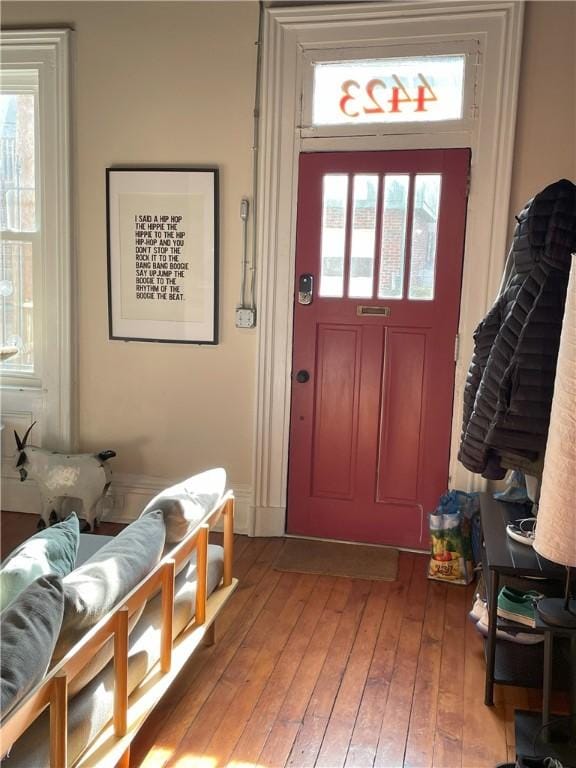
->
[251,1,525,538]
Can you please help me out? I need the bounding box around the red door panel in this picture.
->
[377,329,426,503]
[312,325,361,499]
[287,149,469,549]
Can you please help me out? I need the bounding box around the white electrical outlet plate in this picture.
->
[236,307,256,328]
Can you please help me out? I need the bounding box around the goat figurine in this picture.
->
[14,423,116,532]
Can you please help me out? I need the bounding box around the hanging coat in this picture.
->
[458,178,576,480]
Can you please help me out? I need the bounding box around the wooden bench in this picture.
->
[0,492,238,768]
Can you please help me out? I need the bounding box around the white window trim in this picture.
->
[1,30,73,456]
[251,1,524,537]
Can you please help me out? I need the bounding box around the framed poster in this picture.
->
[106,167,218,344]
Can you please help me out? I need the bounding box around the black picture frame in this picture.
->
[106,167,219,344]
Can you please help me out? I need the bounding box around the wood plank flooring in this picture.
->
[126,536,541,768]
[0,512,555,767]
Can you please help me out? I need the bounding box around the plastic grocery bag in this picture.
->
[428,490,479,585]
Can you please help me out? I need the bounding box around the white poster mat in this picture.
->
[107,169,218,343]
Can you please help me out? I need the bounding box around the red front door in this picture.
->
[287,149,469,549]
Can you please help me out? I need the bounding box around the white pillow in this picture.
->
[140,468,227,544]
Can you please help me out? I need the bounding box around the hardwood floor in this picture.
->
[126,537,546,768]
[0,509,126,559]
[0,512,558,767]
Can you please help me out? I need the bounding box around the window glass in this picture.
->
[408,174,441,300]
[0,241,34,370]
[319,174,348,297]
[349,174,378,298]
[0,91,36,372]
[378,175,409,299]
[0,94,36,230]
[313,55,465,126]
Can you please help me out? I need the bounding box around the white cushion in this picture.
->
[140,468,226,544]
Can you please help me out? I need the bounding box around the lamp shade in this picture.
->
[533,254,576,567]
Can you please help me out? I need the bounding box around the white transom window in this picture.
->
[313,54,466,126]
[301,41,478,138]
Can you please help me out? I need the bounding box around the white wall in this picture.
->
[2,2,259,526]
[509,1,576,224]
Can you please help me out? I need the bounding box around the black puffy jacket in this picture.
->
[458,178,576,480]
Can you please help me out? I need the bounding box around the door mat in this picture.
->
[273,538,399,581]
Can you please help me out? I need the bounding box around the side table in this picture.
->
[514,620,576,763]
[479,493,566,705]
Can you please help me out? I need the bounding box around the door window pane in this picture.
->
[408,174,441,300]
[319,174,348,297]
[349,174,378,298]
[1,240,34,371]
[378,175,409,299]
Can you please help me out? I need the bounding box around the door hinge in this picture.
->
[454,333,460,363]
[466,170,472,196]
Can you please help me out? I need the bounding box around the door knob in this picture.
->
[296,370,310,383]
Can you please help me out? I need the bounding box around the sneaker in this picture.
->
[516,756,570,768]
[506,517,537,547]
[469,595,487,623]
[476,611,544,644]
[497,586,542,628]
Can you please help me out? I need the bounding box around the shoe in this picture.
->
[516,756,571,768]
[475,611,544,644]
[506,517,537,547]
[497,586,542,628]
[469,595,486,623]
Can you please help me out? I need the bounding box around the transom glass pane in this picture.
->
[313,55,465,126]
[378,175,409,299]
[319,174,348,298]
[408,174,441,300]
[349,174,378,298]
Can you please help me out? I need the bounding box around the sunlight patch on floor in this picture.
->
[140,746,174,768]
[227,762,267,768]
[173,755,218,768]
[172,757,266,768]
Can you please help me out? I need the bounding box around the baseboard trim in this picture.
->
[253,505,286,537]
[0,472,253,536]
[1,476,42,516]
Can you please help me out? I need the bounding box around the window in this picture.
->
[319,175,348,298]
[1,77,38,373]
[379,175,409,299]
[0,30,72,447]
[318,171,441,301]
[408,175,441,300]
[312,54,466,126]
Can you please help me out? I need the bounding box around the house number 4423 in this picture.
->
[339,73,438,117]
